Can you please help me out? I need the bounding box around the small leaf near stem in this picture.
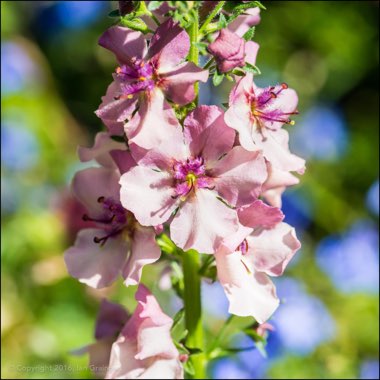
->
[199,1,226,35]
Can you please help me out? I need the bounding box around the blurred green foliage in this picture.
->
[1,1,378,379]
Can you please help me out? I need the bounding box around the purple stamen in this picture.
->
[93,229,123,247]
[115,60,155,97]
[172,157,212,198]
[251,83,297,127]
[83,196,131,247]
[238,239,249,255]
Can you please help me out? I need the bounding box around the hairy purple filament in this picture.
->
[115,59,155,99]
[239,239,249,255]
[250,83,298,127]
[82,196,129,246]
[172,157,213,198]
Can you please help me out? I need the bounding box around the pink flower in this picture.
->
[225,73,305,173]
[106,284,183,379]
[119,105,268,254]
[96,19,208,149]
[64,134,161,288]
[207,29,259,73]
[215,200,301,323]
[228,7,261,37]
[261,162,300,208]
[73,299,129,378]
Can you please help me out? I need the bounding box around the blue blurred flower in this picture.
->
[366,180,379,216]
[1,121,40,171]
[1,177,21,215]
[34,1,107,36]
[212,358,253,380]
[201,280,230,318]
[1,42,40,95]
[290,105,348,161]
[281,190,313,232]
[56,1,107,29]
[234,334,271,377]
[272,278,335,355]
[316,221,379,294]
[360,360,379,379]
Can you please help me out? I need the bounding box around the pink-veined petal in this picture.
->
[252,129,306,173]
[245,222,301,276]
[109,150,137,175]
[159,61,208,105]
[105,334,143,379]
[119,166,178,226]
[245,41,259,66]
[64,229,128,289]
[215,249,279,323]
[95,80,138,135]
[148,19,190,71]
[123,225,161,286]
[184,105,235,166]
[125,89,181,150]
[212,147,267,207]
[228,7,261,36]
[170,189,239,254]
[225,76,256,151]
[71,167,121,218]
[238,200,284,229]
[99,26,147,64]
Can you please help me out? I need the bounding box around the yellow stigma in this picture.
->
[289,120,296,126]
[186,173,197,186]
[139,76,146,81]
[127,94,133,99]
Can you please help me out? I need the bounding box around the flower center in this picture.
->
[115,59,156,99]
[172,157,213,199]
[82,196,135,246]
[250,83,298,131]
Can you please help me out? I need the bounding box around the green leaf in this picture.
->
[244,328,265,343]
[243,26,255,41]
[231,68,245,76]
[254,340,268,358]
[108,9,121,18]
[227,1,265,24]
[192,41,208,55]
[186,346,203,355]
[184,360,195,376]
[120,17,152,34]
[252,1,266,10]
[218,12,228,28]
[203,265,217,282]
[172,308,185,330]
[242,62,261,75]
[177,328,188,342]
[213,70,224,86]
[148,1,164,11]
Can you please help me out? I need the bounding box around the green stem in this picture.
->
[183,250,206,378]
[187,12,199,99]
[182,12,206,379]
[199,1,226,35]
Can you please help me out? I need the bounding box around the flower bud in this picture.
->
[207,28,245,73]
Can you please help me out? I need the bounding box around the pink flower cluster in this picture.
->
[64,5,305,378]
